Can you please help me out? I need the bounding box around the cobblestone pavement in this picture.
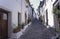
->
[19,19,56,39]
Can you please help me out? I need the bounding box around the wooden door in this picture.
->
[0,12,8,39]
[0,13,2,39]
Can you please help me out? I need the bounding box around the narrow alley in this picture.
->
[20,18,56,39]
[0,0,60,39]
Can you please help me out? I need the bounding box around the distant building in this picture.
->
[25,0,33,22]
[0,0,32,39]
[38,0,56,28]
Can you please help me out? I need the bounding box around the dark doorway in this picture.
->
[46,10,48,25]
[0,8,9,39]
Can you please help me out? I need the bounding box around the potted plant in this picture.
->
[13,26,21,33]
[11,25,22,39]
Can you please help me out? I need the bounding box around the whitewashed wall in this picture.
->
[19,0,26,24]
[0,0,19,37]
[25,3,33,19]
[40,0,56,28]
[0,0,26,37]
[44,0,56,28]
[29,6,32,19]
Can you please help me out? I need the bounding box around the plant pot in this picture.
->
[13,26,21,33]
[10,26,22,39]
[11,31,22,39]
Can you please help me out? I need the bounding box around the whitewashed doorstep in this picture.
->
[22,22,31,33]
[10,22,31,39]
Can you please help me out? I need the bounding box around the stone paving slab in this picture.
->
[19,19,56,39]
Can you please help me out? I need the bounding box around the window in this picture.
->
[25,13,27,24]
[18,12,21,26]
[46,9,48,25]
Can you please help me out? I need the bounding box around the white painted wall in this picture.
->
[44,0,56,28]
[0,0,20,28]
[29,6,32,19]
[24,2,32,22]
[26,3,33,19]
[19,0,26,24]
[0,0,26,38]
[40,0,56,28]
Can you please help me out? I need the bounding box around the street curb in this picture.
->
[19,22,31,39]
[9,22,31,39]
[22,22,31,33]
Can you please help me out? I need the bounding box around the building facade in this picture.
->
[25,0,33,23]
[39,0,56,28]
[0,0,32,39]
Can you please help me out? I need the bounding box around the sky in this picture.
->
[29,0,42,13]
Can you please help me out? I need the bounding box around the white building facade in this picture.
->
[0,0,29,39]
[39,0,56,28]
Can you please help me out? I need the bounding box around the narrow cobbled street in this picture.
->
[20,19,56,39]
[0,0,60,39]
